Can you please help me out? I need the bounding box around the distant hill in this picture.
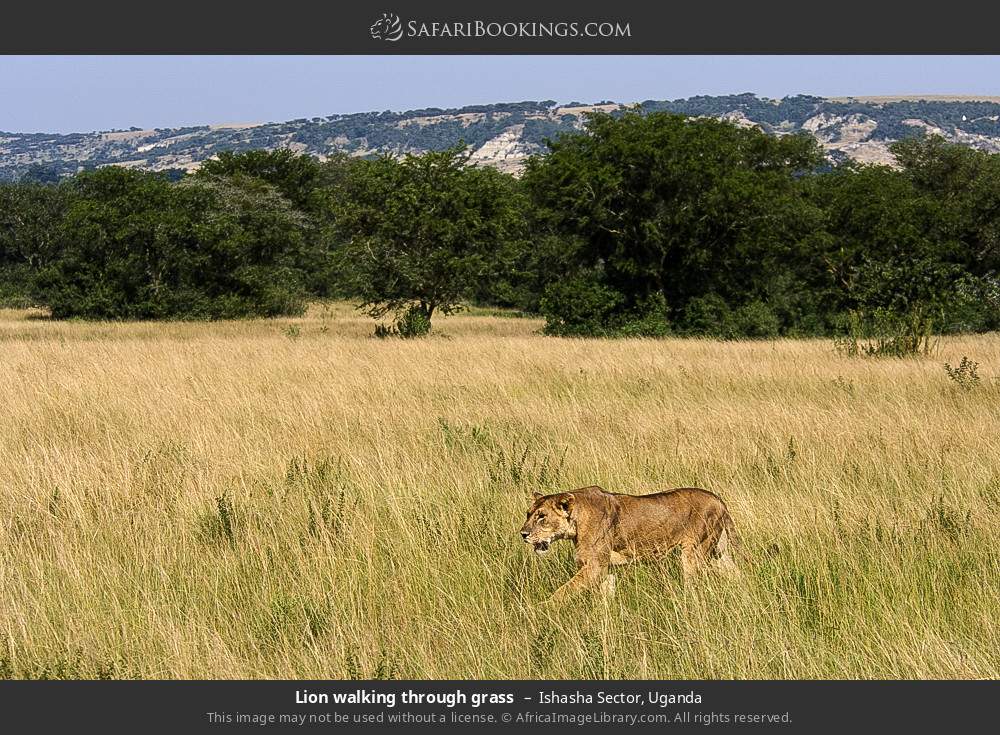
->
[5,94,1000,181]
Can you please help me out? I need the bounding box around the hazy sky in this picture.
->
[2,55,999,133]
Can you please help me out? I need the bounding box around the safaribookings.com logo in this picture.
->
[370,13,404,41]
[369,13,631,42]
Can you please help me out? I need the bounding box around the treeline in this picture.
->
[1,111,998,337]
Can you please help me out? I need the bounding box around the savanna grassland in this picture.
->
[1,303,998,680]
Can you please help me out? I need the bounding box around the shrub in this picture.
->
[524,110,822,339]
[540,273,624,336]
[679,294,733,337]
[373,303,432,339]
[679,295,781,339]
[733,301,782,339]
[613,293,672,338]
[834,307,936,358]
[541,277,670,337]
[944,356,980,391]
[394,305,432,337]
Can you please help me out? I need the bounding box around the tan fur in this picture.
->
[519,485,738,602]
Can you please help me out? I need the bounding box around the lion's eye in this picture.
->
[537,513,545,520]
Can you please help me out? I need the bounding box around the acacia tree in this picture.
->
[333,146,527,335]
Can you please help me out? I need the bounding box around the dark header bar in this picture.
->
[2,1,1000,54]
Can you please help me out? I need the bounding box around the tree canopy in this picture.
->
[30,166,310,319]
[522,110,826,335]
[331,146,527,333]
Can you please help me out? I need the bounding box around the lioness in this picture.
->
[520,485,738,601]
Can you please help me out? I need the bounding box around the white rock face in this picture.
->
[469,125,534,174]
[798,113,890,163]
[803,113,876,142]
[838,115,878,143]
[720,110,759,129]
[835,140,894,165]
[902,118,948,137]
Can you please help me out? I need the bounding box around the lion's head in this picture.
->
[370,13,403,41]
[520,492,575,555]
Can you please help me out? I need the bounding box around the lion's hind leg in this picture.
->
[679,542,709,581]
[710,518,741,575]
[712,526,736,569]
[598,574,617,601]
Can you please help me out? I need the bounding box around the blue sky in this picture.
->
[2,55,999,133]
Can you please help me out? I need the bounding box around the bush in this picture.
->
[524,110,823,339]
[679,294,733,337]
[0,181,72,307]
[943,356,980,391]
[939,275,1000,333]
[0,265,34,308]
[834,307,936,358]
[613,293,672,338]
[679,295,781,339]
[373,304,432,338]
[733,301,782,339]
[540,273,624,336]
[540,275,671,337]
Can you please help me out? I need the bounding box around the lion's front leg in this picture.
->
[549,560,609,603]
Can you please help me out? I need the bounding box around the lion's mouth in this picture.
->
[531,540,551,555]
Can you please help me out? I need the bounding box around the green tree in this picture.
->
[196,148,323,212]
[32,167,310,319]
[891,135,1000,329]
[522,110,824,336]
[19,163,61,185]
[332,147,527,334]
[804,159,987,332]
[197,148,352,298]
[0,181,71,305]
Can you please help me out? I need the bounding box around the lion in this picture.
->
[519,485,738,602]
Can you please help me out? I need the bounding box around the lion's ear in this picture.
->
[531,491,544,501]
[558,496,573,514]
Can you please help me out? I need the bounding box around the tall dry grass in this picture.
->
[0,303,998,679]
